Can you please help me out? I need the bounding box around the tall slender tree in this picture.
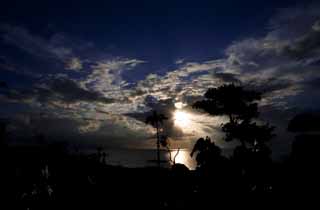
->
[146,110,168,167]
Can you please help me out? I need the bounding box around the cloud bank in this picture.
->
[1,3,320,156]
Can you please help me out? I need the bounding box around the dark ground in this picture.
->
[1,138,319,209]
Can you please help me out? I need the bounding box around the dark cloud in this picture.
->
[0,24,98,77]
[282,26,320,59]
[304,77,320,89]
[0,78,115,105]
[0,24,72,61]
[213,72,241,84]
[48,78,114,104]
[246,78,293,94]
[143,95,159,108]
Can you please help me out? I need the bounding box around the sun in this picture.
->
[174,110,191,128]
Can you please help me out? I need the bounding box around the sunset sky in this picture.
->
[1,0,320,159]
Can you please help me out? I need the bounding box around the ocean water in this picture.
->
[96,148,197,170]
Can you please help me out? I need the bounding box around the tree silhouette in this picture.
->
[193,84,274,150]
[0,83,9,148]
[288,112,320,133]
[146,110,168,167]
[286,112,320,193]
[193,84,275,191]
[0,119,8,149]
[288,112,320,163]
[159,135,180,166]
[190,136,222,169]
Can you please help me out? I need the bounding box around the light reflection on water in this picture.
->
[167,149,197,170]
[86,148,197,170]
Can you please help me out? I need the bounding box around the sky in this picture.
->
[1,0,320,159]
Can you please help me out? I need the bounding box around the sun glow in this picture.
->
[174,102,186,109]
[172,106,225,137]
[174,110,191,128]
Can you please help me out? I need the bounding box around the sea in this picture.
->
[88,148,197,170]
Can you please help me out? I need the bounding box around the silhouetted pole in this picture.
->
[146,110,167,168]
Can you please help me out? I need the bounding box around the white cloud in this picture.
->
[78,120,101,133]
[175,58,185,64]
[2,4,320,151]
[65,57,83,71]
[81,58,145,96]
[126,4,320,115]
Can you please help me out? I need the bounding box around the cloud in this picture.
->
[131,60,226,104]
[0,55,42,78]
[125,95,228,148]
[312,20,320,31]
[214,4,320,110]
[80,58,145,99]
[47,77,115,104]
[281,25,320,60]
[113,3,320,153]
[64,57,83,71]
[0,24,93,75]
[175,58,185,64]
[0,77,115,106]
[0,24,72,60]
[2,3,320,153]
[213,72,241,84]
[78,120,101,133]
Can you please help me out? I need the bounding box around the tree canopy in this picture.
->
[193,84,274,147]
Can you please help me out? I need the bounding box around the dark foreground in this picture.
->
[1,143,319,209]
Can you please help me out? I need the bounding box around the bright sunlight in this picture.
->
[174,110,191,129]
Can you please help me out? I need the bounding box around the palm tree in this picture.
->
[146,110,168,168]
